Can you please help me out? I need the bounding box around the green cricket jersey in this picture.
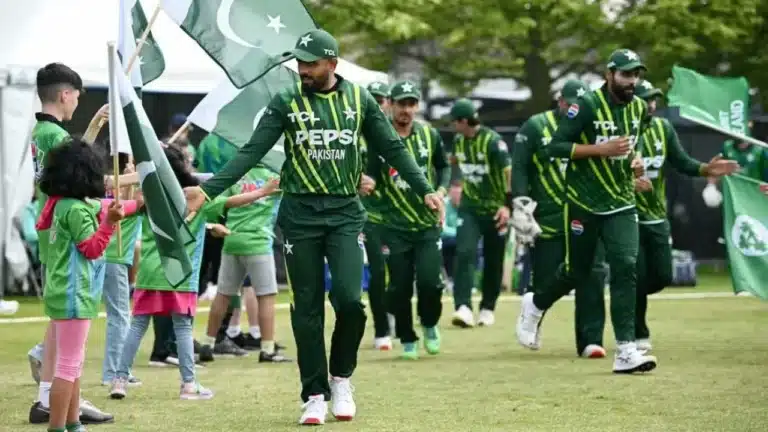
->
[635,117,703,224]
[135,199,225,293]
[32,113,72,265]
[104,215,143,265]
[547,86,648,214]
[512,110,569,238]
[201,77,432,200]
[721,140,767,181]
[44,198,105,319]
[450,126,511,215]
[214,165,281,256]
[366,121,450,231]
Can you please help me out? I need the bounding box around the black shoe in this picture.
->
[28,401,49,424]
[199,344,215,363]
[193,339,202,354]
[258,350,293,363]
[240,334,263,351]
[213,338,249,357]
[229,333,250,350]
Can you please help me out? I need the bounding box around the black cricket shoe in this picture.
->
[259,351,293,363]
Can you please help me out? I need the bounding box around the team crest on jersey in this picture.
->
[570,220,584,235]
[389,167,399,179]
[567,104,579,119]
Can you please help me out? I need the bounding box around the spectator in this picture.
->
[164,113,196,168]
[441,181,461,286]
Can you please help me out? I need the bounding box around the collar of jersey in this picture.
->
[301,74,344,99]
[35,112,64,127]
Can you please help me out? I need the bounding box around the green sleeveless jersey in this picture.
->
[201,77,432,200]
[450,126,511,215]
[366,121,450,231]
[512,110,569,238]
[547,87,648,214]
[635,117,703,223]
[721,140,767,181]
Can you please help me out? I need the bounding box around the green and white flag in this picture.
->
[667,65,766,148]
[722,174,768,299]
[160,0,317,88]
[119,0,165,86]
[110,44,194,287]
[187,64,297,173]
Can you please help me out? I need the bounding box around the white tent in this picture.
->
[0,0,388,94]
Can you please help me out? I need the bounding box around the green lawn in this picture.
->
[1,273,766,431]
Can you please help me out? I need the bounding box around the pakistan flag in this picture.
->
[722,174,768,299]
[119,0,165,86]
[112,51,194,287]
[187,64,297,173]
[161,0,317,88]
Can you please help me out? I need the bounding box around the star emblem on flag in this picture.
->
[401,82,414,92]
[343,107,356,120]
[267,15,286,34]
[299,34,313,47]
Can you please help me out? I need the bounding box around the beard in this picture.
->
[610,80,635,103]
[394,114,412,128]
[300,74,330,92]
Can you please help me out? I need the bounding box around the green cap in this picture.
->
[560,79,589,104]
[636,79,663,100]
[390,80,420,101]
[367,81,390,98]
[287,29,339,62]
[606,49,647,72]
[450,98,477,120]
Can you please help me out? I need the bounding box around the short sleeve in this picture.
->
[67,204,99,244]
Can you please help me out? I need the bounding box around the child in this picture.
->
[36,139,135,432]
[110,146,280,400]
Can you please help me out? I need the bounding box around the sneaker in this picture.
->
[373,336,392,351]
[148,355,177,367]
[213,338,249,357]
[67,422,87,432]
[477,309,495,326]
[329,377,356,421]
[102,375,142,387]
[401,342,419,360]
[299,395,327,425]
[636,338,652,352]
[580,344,607,359]
[423,326,441,355]
[180,382,214,400]
[27,343,43,385]
[231,333,263,351]
[28,401,50,424]
[79,399,114,424]
[0,299,19,315]
[613,342,658,374]
[451,305,475,328]
[259,350,293,363]
[198,344,215,363]
[109,378,127,400]
[516,292,543,350]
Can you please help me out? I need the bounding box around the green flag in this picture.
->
[666,65,765,147]
[722,174,768,299]
[111,47,194,287]
[119,0,165,86]
[160,0,317,88]
[187,64,297,173]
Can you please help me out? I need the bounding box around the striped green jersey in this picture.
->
[546,87,648,214]
[450,126,511,215]
[366,121,450,231]
[635,117,703,223]
[512,110,569,238]
[201,77,432,200]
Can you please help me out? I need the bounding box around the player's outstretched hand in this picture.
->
[107,201,125,225]
[184,186,206,213]
[599,136,631,157]
[705,155,739,177]
[494,205,511,231]
[358,174,376,196]
[424,192,445,225]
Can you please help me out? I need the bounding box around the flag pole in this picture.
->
[167,120,192,145]
[107,41,123,252]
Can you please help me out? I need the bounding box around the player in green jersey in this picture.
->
[366,80,450,360]
[632,80,738,350]
[516,49,658,374]
[183,29,442,426]
[359,81,396,350]
[511,79,610,358]
[448,98,512,328]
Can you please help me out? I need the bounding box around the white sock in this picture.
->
[249,326,261,339]
[226,326,242,338]
[38,381,52,408]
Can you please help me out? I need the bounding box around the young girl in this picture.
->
[110,145,280,401]
[37,139,138,432]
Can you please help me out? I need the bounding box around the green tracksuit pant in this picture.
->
[636,220,673,340]
[363,222,391,338]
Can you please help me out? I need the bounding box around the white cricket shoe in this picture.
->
[516,292,543,350]
[636,338,652,352]
[580,344,607,359]
[374,336,392,351]
[613,342,657,374]
[299,395,327,425]
[451,305,475,328]
[477,309,495,326]
[330,377,355,421]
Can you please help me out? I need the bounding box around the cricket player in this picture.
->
[360,81,396,350]
[183,29,442,425]
[633,80,738,349]
[448,99,512,328]
[366,80,450,360]
[511,79,609,358]
[516,49,657,374]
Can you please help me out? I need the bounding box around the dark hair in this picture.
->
[467,117,480,127]
[107,152,131,175]
[36,63,83,103]
[39,137,106,200]
[163,143,199,188]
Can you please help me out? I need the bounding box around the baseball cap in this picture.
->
[170,113,188,129]
[560,80,589,104]
[287,29,339,62]
[390,80,420,101]
[36,63,84,92]
[450,98,478,120]
[606,49,647,72]
[635,79,663,100]
[367,81,390,98]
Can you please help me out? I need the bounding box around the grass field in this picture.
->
[1,273,766,432]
